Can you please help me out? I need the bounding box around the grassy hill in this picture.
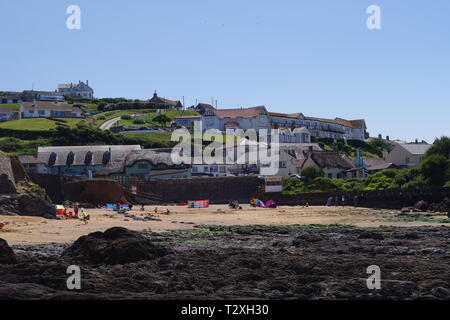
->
[0,118,83,131]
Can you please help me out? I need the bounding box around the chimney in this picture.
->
[378,134,382,139]
[415,138,418,144]
[386,135,390,141]
[86,80,89,86]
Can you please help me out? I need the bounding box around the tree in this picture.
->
[154,114,171,126]
[420,154,449,187]
[301,166,324,183]
[425,136,450,159]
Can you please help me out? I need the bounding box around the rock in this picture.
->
[0,193,54,218]
[0,174,16,193]
[414,200,428,212]
[62,227,172,265]
[431,287,450,299]
[0,238,17,264]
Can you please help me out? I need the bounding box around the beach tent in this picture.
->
[188,200,210,208]
[106,204,115,210]
[55,205,65,216]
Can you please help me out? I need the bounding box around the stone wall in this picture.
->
[136,176,264,204]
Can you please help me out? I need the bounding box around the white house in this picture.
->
[384,143,431,167]
[58,81,94,99]
[202,106,270,132]
[20,101,82,118]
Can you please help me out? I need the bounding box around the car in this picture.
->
[289,174,302,179]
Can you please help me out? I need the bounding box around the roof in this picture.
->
[399,143,432,155]
[208,106,267,119]
[95,148,178,176]
[367,163,396,171]
[349,119,366,129]
[0,95,22,100]
[363,157,387,167]
[18,155,46,165]
[0,106,13,113]
[269,112,303,119]
[21,101,81,112]
[58,82,92,89]
[149,92,182,107]
[305,151,354,170]
[37,145,142,167]
[23,90,64,96]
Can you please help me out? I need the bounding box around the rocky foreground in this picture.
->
[0,225,449,300]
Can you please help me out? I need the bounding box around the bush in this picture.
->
[121,114,132,120]
[301,166,324,183]
[444,181,450,188]
[133,118,146,125]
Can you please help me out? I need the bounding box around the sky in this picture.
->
[0,0,449,143]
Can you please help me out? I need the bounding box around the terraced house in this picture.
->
[37,145,142,177]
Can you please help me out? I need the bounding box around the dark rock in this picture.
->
[0,174,16,193]
[0,238,17,264]
[0,193,54,218]
[358,231,384,240]
[414,200,428,212]
[62,227,172,265]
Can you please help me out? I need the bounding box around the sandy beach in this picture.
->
[1,205,448,245]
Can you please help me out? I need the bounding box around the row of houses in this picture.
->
[179,104,368,141]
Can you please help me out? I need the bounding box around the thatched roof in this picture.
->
[307,151,354,170]
[95,148,178,176]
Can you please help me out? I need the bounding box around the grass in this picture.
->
[0,137,51,154]
[0,118,83,131]
[116,110,200,128]
[390,213,450,224]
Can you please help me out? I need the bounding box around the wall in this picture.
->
[260,187,450,210]
[136,176,264,204]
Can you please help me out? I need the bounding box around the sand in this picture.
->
[0,205,448,245]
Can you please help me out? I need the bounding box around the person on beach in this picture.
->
[341,195,345,207]
[80,208,90,224]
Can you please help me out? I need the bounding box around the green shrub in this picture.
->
[133,118,146,125]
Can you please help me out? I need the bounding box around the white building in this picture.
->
[20,101,82,118]
[202,106,270,132]
[58,81,94,99]
[200,106,367,141]
[384,143,431,167]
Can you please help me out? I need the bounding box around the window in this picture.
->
[102,151,111,165]
[38,110,45,116]
[279,161,286,168]
[328,173,333,179]
[48,152,57,166]
[405,157,410,164]
[84,151,93,165]
[66,152,75,165]
[192,167,198,173]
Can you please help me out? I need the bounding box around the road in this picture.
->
[99,117,121,130]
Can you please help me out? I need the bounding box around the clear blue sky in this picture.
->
[1,0,449,143]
